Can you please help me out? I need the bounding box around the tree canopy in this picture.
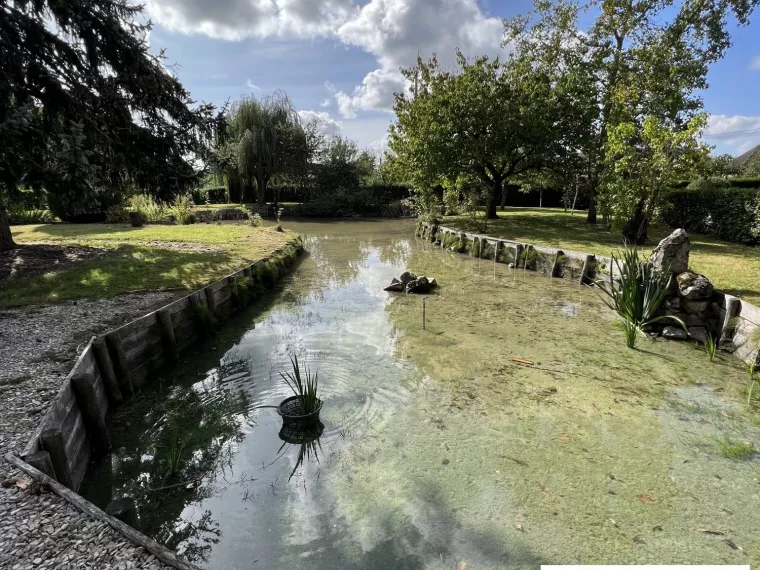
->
[389,51,575,219]
[0,0,216,249]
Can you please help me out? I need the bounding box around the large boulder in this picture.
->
[676,271,714,301]
[399,271,417,287]
[650,229,690,274]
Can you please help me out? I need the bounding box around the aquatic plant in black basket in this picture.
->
[595,245,684,348]
[277,355,322,425]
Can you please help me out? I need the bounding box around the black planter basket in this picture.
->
[277,396,323,426]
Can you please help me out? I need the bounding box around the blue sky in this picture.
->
[145,0,760,156]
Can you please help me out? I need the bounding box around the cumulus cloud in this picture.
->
[298,110,343,136]
[705,114,760,154]
[750,55,760,70]
[144,0,356,41]
[333,0,505,117]
[144,0,506,118]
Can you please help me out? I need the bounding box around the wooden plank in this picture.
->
[71,373,110,454]
[92,337,123,404]
[64,413,88,465]
[6,453,205,570]
[129,352,167,386]
[121,322,163,355]
[39,430,73,489]
[113,312,159,341]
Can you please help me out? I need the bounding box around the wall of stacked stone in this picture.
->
[18,237,304,493]
[416,221,760,366]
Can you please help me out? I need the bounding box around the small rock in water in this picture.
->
[383,277,404,292]
[662,325,688,341]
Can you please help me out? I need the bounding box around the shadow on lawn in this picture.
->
[0,244,233,307]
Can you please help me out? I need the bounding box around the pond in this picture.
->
[81,219,760,569]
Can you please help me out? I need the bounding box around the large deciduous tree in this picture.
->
[504,0,759,228]
[229,92,306,207]
[389,52,568,219]
[0,0,216,250]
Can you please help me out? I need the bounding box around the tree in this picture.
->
[390,52,567,219]
[504,0,760,227]
[0,0,216,248]
[703,153,740,177]
[602,114,709,243]
[229,92,305,207]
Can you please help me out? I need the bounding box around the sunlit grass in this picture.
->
[3,222,295,307]
[446,208,760,305]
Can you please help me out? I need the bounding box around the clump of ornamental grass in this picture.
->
[703,333,717,362]
[279,355,320,414]
[595,246,683,349]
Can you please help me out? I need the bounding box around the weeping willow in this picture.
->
[229,91,301,206]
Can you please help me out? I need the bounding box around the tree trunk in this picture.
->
[500,185,508,210]
[487,177,502,219]
[587,188,597,224]
[257,177,267,207]
[0,205,17,252]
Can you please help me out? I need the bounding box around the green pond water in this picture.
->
[81,220,760,569]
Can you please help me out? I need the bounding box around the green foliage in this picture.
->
[228,91,306,206]
[279,355,320,415]
[601,114,710,236]
[168,195,196,225]
[389,51,569,218]
[258,260,280,286]
[747,361,758,405]
[704,333,717,362]
[128,193,166,223]
[6,203,54,225]
[662,186,760,245]
[248,213,264,227]
[105,203,129,224]
[163,437,185,479]
[594,246,683,348]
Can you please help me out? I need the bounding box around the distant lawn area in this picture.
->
[445,207,760,305]
[1,223,295,308]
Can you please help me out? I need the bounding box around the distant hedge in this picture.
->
[662,187,760,245]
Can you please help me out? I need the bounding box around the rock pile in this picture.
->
[384,271,438,294]
[651,229,722,342]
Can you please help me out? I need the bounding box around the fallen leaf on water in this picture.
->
[698,529,725,536]
[515,523,524,532]
[637,495,656,503]
[559,434,569,441]
[457,561,468,570]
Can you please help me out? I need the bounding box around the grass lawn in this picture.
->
[445,207,760,305]
[2,222,295,308]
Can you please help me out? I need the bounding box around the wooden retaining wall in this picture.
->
[20,238,304,492]
[418,221,760,365]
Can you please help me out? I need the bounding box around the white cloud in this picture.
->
[750,55,760,70]
[144,0,356,40]
[145,0,507,119]
[332,0,505,117]
[704,114,760,155]
[335,68,406,118]
[245,79,262,91]
[320,98,332,108]
[298,110,343,136]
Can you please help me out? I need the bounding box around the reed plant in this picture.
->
[704,333,717,362]
[279,355,320,414]
[595,246,683,348]
[747,360,757,405]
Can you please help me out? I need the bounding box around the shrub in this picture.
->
[662,185,760,245]
[6,203,55,225]
[168,194,196,225]
[105,203,129,223]
[128,193,165,222]
[248,212,264,227]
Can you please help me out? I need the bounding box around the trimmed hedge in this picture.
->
[662,187,760,245]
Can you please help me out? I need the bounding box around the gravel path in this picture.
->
[0,293,180,570]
